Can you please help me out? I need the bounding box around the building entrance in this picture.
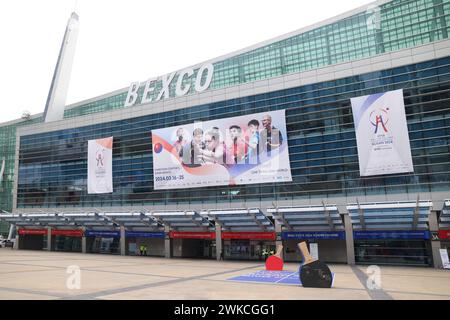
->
[87,237,120,254]
[224,240,275,261]
[172,239,216,259]
[355,239,431,266]
[20,235,46,250]
[53,236,81,252]
[126,237,165,257]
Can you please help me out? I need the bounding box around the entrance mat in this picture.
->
[227,270,335,287]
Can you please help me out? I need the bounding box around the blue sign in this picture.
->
[85,230,120,238]
[353,230,430,240]
[125,231,165,238]
[281,231,346,240]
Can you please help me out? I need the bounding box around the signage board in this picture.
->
[438,230,450,240]
[221,232,276,240]
[125,231,165,238]
[281,231,345,240]
[125,63,214,107]
[439,249,450,269]
[85,230,120,238]
[353,230,430,240]
[18,229,47,236]
[169,231,215,239]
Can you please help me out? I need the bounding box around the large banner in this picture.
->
[351,89,413,176]
[152,110,292,190]
[87,137,113,194]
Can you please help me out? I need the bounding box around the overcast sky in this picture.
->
[0,0,374,123]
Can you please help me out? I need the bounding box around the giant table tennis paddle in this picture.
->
[265,245,284,271]
[297,242,333,288]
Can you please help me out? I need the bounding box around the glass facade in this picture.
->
[0,117,42,235]
[0,125,16,214]
[16,57,450,208]
[62,0,450,119]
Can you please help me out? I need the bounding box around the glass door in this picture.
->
[355,239,431,266]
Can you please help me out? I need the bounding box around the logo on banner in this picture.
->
[95,149,106,168]
[369,107,389,134]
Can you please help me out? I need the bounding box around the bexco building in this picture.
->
[1,0,450,268]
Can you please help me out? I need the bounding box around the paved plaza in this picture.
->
[0,248,449,300]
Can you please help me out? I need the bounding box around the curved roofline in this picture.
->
[63,0,390,111]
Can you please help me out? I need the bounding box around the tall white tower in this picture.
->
[43,12,79,123]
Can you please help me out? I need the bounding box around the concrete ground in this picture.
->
[0,248,449,300]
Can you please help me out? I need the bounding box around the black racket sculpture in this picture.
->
[297,242,333,288]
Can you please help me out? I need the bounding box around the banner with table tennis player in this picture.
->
[151,110,292,190]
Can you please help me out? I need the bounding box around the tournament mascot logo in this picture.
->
[369,107,389,134]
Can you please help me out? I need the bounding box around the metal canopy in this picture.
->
[98,212,162,230]
[151,210,213,231]
[440,200,450,229]
[0,212,164,231]
[346,201,433,231]
[267,205,343,231]
[201,208,274,232]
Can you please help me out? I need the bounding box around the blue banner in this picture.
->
[281,231,345,240]
[353,230,430,240]
[85,230,120,238]
[125,231,165,238]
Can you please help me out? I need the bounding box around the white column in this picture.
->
[429,211,443,268]
[164,225,172,259]
[215,222,222,261]
[344,214,355,265]
[13,229,20,250]
[8,224,15,240]
[46,227,52,251]
[120,226,126,256]
[81,227,86,254]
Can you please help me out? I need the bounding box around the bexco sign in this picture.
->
[124,63,214,107]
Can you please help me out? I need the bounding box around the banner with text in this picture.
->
[88,137,113,194]
[152,110,292,189]
[351,89,413,176]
